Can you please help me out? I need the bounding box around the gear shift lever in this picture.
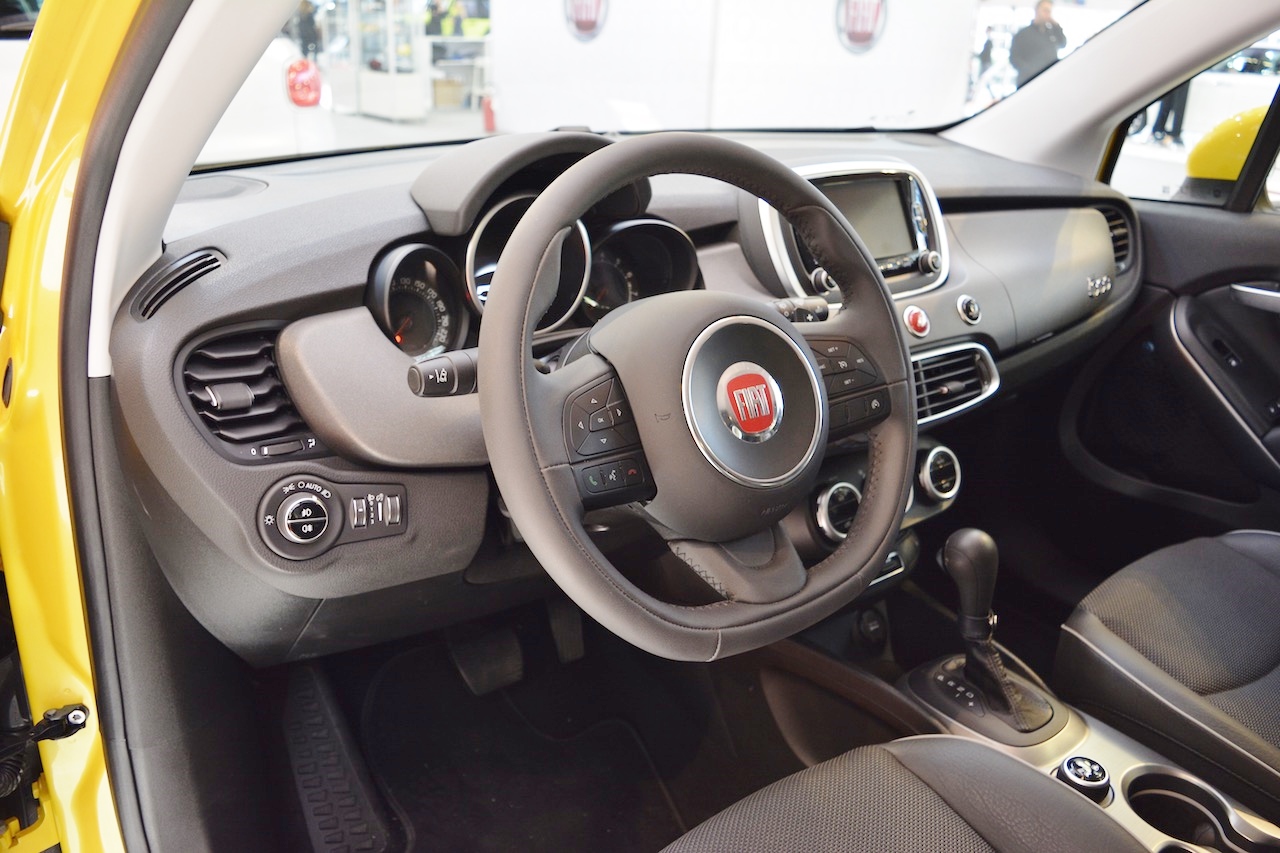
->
[941,528,1052,733]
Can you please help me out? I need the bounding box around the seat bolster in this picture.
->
[884,737,1146,853]
[1057,609,1280,817]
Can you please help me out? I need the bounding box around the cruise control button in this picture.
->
[815,356,832,375]
[579,428,624,455]
[830,355,853,374]
[815,340,850,359]
[828,371,874,395]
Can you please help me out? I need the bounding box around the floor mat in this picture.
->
[359,644,685,852]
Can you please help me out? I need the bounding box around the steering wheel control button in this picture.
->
[576,456,654,508]
[810,339,880,409]
[1056,756,1110,803]
[565,377,643,461]
[957,295,982,325]
[717,362,783,443]
[903,305,931,338]
[259,476,407,560]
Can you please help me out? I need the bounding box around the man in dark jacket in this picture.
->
[1010,0,1067,88]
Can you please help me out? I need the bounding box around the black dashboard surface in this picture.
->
[110,131,1140,665]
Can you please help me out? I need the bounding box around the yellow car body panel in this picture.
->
[0,0,144,849]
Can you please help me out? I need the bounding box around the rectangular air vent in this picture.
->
[1098,206,1131,273]
[912,343,1000,425]
[179,328,325,463]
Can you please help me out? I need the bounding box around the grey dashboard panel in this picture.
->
[410,131,615,235]
[113,130,1145,667]
[948,207,1119,347]
[278,307,487,467]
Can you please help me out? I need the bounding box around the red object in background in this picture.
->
[287,58,322,107]
[482,94,496,133]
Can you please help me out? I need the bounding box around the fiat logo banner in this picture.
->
[836,0,886,54]
[566,0,607,41]
[717,363,784,443]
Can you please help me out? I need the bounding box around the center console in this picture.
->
[894,526,1280,852]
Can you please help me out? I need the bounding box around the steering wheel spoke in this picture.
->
[664,524,806,604]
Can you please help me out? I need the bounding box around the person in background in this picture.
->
[1010,0,1066,88]
[978,27,994,77]
[296,0,320,60]
[1151,79,1191,147]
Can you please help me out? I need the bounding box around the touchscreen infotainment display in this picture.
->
[818,178,915,261]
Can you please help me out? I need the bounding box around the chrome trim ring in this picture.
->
[682,316,825,489]
[957,294,981,325]
[919,445,961,502]
[815,481,861,543]
[465,193,592,333]
[913,342,1001,427]
[757,160,951,301]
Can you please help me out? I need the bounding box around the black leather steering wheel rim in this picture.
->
[479,132,916,661]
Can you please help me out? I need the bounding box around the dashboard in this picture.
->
[110,131,1140,666]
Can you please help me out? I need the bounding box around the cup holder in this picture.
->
[1127,771,1280,852]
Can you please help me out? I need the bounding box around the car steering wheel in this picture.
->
[480,133,915,661]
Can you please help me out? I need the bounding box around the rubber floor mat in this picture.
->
[360,644,685,852]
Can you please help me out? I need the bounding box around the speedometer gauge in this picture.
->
[368,244,467,356]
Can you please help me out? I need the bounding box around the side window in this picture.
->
[1110,36,1280,206]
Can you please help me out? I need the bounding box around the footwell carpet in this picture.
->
[360,645,685,852]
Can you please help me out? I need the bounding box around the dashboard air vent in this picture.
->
[912,343,1000,426]
[179,327,325,463]
[133,250,224,319]
[1098,206,1131,273]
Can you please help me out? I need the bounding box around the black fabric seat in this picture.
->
[663,735,1144,852]
[1056,530,1280,818]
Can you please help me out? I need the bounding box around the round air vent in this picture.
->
[815,481,862,543]
[919,446,961,502]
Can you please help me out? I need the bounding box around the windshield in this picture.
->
[194,0,1145,166]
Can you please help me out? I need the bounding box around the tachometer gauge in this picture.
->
[465,193,591,332]
[579,220,699,324]
[368,244,466,356]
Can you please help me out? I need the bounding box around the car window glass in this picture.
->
[195,0,1145,167]
[1111,34,1280,206]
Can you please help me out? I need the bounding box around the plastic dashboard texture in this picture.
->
[112,131,1140,667]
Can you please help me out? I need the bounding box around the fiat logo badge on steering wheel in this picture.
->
[716,362,784,443]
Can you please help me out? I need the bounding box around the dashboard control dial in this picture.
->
[279,494,329,543]
[258,476,408,560]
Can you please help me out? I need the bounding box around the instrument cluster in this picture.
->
[366,196,700,357]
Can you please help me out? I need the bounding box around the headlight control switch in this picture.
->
[258,475,407,560]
